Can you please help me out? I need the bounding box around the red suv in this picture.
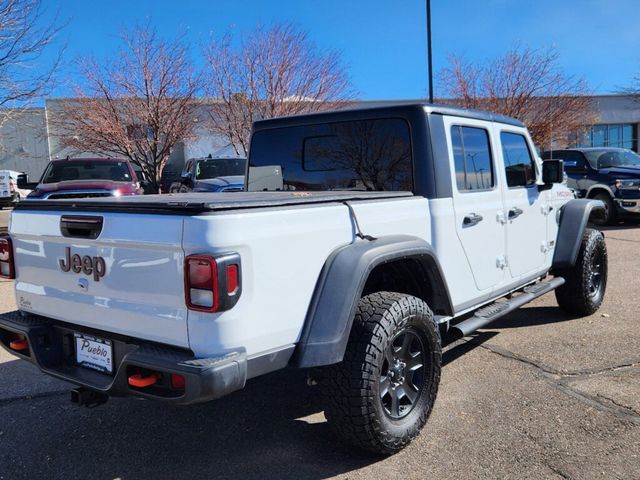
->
[28,158,146,199]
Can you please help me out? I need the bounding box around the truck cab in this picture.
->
[542,147,640,224]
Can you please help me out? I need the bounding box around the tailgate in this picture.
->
[9,210,189,348]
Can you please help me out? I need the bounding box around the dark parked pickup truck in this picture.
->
[542,147,640,225]
[28,158,146,200]
[170,156,246,193]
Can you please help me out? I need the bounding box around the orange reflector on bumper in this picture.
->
[128,372,160,388]
[9,338,28,351]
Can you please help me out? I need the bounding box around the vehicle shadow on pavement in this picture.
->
[0,362,378,480]
[489,306,578,329]
[1,328,543,479]
[441,331,498,366]
[598,219,640,230]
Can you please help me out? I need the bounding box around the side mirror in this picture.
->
[180,171,192,184]
[16,174,28,189]
[542,159,564,184]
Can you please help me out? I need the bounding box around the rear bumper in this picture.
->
[0,310,247,405]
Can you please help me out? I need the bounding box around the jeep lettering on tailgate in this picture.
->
[59,247,106,281]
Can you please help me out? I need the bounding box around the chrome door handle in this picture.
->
[463,213,484,227]
[508,207,524,219]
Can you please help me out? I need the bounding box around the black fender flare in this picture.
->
[552,198,605,269]
[291,235,453,368]
[586,184,614,198]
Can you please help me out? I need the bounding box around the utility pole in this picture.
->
[426,0,434,103]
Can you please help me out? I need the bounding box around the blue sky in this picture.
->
[39,0,640,99]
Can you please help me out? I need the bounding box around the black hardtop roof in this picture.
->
[546,147,630,153]
[252,102,525,130]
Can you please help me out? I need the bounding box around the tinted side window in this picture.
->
[557,151,586,170]
[501,132,537,187]
[451,126,494,191]
[248,118,413,191]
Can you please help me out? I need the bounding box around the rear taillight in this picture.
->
[226,264,239,294]
[184,253,242,312]
[185,256,218,311]
[0,236,15,279]
[8,180,15,193]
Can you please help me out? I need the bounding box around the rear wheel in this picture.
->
[321,292,441,454]
[555,228,607,316]
[592,192,616,226]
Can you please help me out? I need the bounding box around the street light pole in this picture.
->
[426,0,434,103]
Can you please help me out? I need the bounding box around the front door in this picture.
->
[496,128,548,280]
[444,117,507,294]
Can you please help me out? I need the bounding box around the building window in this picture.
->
[577,123,636,150]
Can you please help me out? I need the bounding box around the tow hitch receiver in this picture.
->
[71,387,109,408]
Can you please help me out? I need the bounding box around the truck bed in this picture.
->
[15,191,415,214]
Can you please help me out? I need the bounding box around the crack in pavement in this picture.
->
[472,341,640,425]
[594,392,640,417]
[547,463,572,480]
[604,235,640,244]
[475,341,639,377]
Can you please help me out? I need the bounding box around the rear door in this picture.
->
[443,116,507,293]
[10,210,189,347]
[496,128,548,280]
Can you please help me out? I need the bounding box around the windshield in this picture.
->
[583,149,640,169]
[195,158,246,180]
[42,161,132,183]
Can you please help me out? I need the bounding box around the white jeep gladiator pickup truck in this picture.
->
[0,103,607,454]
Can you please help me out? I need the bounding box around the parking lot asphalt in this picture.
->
[0,217,638,480]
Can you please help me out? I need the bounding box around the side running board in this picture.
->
[450,276,565,338]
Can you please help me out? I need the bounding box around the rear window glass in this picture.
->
[196,158,246,180]
[247,118,413,191]
[42,161,131,183]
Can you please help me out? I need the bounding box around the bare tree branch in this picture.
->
[0,0,64,106]
[439,46,597,149]
[52,23,202,191]
[203,23,354,156]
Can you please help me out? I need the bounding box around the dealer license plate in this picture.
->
[74,333,113,374]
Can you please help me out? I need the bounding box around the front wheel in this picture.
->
[321,292,441,454]
[555,228,607,316]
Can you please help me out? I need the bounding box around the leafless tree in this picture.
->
[440,47,597,149]
[54,24,201,191]
[203,23,353,156]
[0,0,63,109]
